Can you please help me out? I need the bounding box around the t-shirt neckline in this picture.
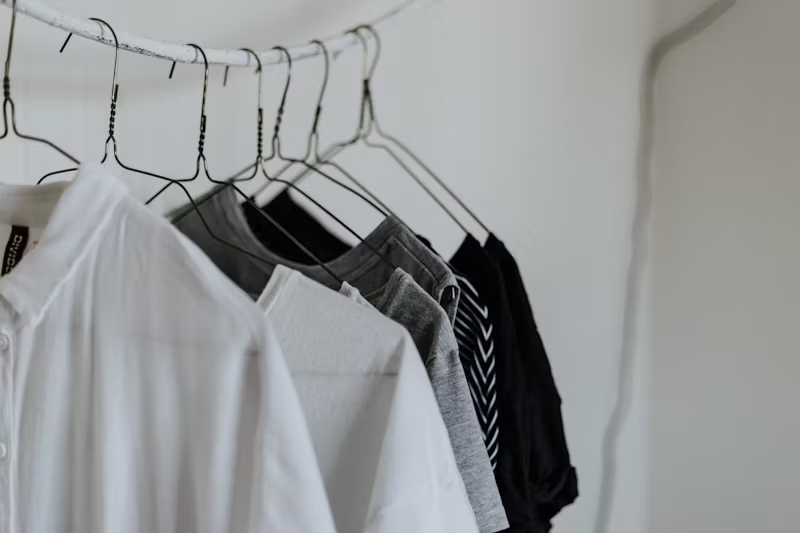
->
[209,186,404,290]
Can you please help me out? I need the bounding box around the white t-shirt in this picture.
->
[258,266,480,533]
[0,164,335,533]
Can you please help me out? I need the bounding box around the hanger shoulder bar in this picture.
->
[0,0,437,67]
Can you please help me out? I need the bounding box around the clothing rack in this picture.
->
[0,0,434,67]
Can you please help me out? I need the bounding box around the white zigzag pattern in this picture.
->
[454,274,499,470]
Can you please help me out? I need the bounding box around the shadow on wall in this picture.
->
[591,2,736,533]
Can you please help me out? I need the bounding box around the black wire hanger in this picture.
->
[279,26,491,236]
[356,25,491,234]
[250,26,462,234]
[38,18,192,185]
[246,41,395,219]
[35,29,291,272]
[348,26,469,234]
[0,0,79,165]
[145,44,342,284]
[214,46,394,269]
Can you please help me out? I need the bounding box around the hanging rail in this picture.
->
[0,0,433,67]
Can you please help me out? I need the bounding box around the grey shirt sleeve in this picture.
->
[427,329,510,533]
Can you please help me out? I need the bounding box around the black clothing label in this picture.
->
[2,226,29,276]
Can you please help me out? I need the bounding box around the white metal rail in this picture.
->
[0,0,433,67]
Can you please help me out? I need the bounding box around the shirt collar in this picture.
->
[0,164,128,326]
[185,186,404,290]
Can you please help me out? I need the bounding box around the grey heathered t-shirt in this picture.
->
[172,187,508,532]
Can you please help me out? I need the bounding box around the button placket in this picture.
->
[0,327,12,533]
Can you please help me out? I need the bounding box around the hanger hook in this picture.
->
[223,48,262,93]
[4,0,18,88]
[59,18,119,152]
[347,27,374,135]
[355,25,381,81]
[348,27,370,82]
[238,48,263,160]
[87,19,120,106]
[168,44,209,158]
[271,46,292,143]
[60,19,119,105]
[237,48,262,108]
[187,44,209,124]
[310,39,330,137]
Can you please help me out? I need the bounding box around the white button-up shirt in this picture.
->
[0,165,336,533]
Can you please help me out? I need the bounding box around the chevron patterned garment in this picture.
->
[450,234,538,531]
[451,270,500,470]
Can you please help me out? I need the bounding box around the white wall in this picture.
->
[650,1,800,531]
[0,1,657,531]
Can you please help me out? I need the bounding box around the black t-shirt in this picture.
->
[450,236,537,532]
[484,234,578,529]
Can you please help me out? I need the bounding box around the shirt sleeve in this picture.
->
[426,332,509,532]
[363,480,483,533]
[528,398,579,521]
[253,320,337,533]
[496,244,579,522]
[365,332,480,533]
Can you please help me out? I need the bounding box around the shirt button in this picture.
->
[0,333,9,352]
[0,442,7,460]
